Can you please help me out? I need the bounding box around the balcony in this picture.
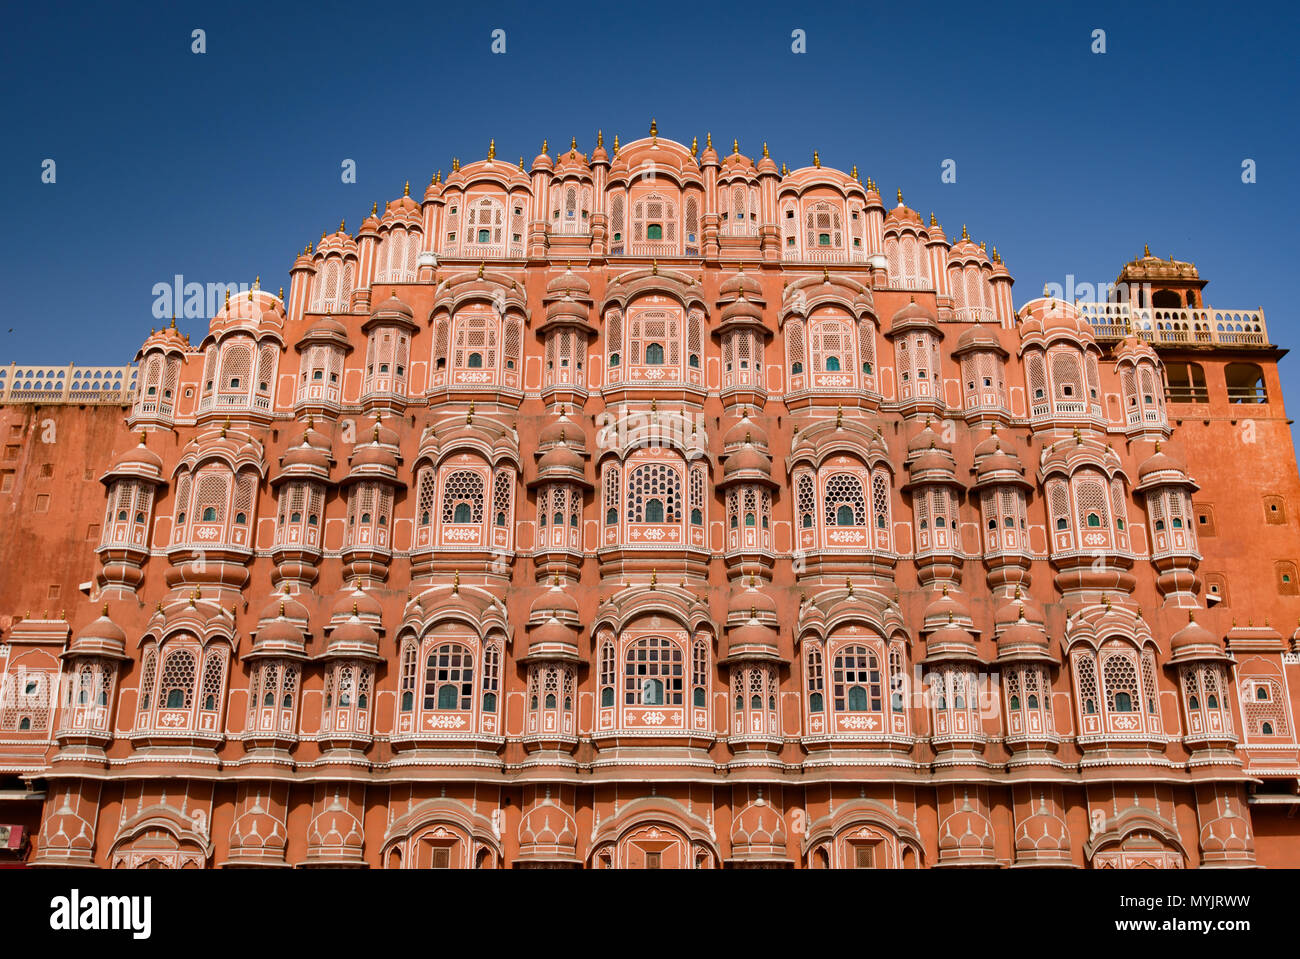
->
[1075,303,1270,348]
[0,364,137,405]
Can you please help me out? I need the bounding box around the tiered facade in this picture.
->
[0,127,1297,868]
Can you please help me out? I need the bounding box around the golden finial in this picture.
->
[478,261,485,278]
[339,219,346,232]
[812,150,820,168]
[991,247,1000,263]
[138,429,147,446]
[320,230,326,241]
[961,224,969,240]
[706,131,713,150]
[542,138,548,155]
[403,180,410,197]
[897,189,903,204]
[278,286,283,299]
[846,578,854,597]
[762,142,769,158]
[781,162,788,176]
[690,135,698,155]
[467,400,475,425]
[979,241,986,251]
[649,117,658,139]
[169,312,176,329]
[224,289,230,308]
[452,571,459,594]
[836,404,843,428]
[1144,243,1151,257]
[612,134,619,155]
[488,138,496,160]
[652,259,659,275]
[102,603,109,616]
[518,156,524,171]
[851,164,859,181]
[1074,427,1082,445]
[371,201,378,217]
[650,569,658,588]
[732,138,739,154]
[597,129,604,147]
[253,275,260,290]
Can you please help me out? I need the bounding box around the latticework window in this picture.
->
[159,649,196,711]
[441,469,485,524]
[626,463,681,523]
[824,473,867,526]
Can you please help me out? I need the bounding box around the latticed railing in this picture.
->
[0,364,137,405]
[1075,303,1269,348]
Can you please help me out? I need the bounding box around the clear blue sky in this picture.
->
[2,1,1297,408]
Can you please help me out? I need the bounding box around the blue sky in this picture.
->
[2,1,1297,409]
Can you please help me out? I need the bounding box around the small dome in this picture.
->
[529,581,580,622]
[536,441,586,476]
[106,435,164,481]
[719,268,763,300]
[370,290,415,322]
[257,591,310,625]
[728,580,777,619]
[349,442,399,472]
[330,583,383,622]
[723,411,769,450]
[1138,444,1186,481]
[954,325,1005,355]
[328,613,380,655]
[891,297,938,330]
[538,410,587,451]
[907,419,948,455]
[69,606,127,658]
[722,444,773,480]
[1170,612,1225,660]
[253,616,307,653]
[546,264,592,298]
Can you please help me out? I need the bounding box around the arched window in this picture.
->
[424,643,474,711]
[645,343,665,365]
[833,645,882,714]
[624,636,684,706]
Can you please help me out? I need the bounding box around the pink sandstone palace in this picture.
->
[0,125,1295,869]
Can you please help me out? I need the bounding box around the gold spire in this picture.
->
[929,212,937,226]
[650,569,657,588]
[403,180,410,196]
[732,138,739,154]
[478,261,485,278]
[846,578,854,597]
[452,570,459,594]
[690,135,698,155]
[371,201,378,216]
[612,135,618,155]
[781,162,788,176]
[812,149,820,168]
[224,288,230,309]
[339,219,346,232]
[962,224,969,240]
[1144,243,1151,256]
[542,138,548,154]
[649,117,658,140]
[851,164,858,181]
[706,131,712,150]
[762,142,769,158]
[467,400,475,424]
[488,138,496,160]
[571,135,577,151]
[597,129,604,147]
[897,189,903,204]
[518,156,524,170]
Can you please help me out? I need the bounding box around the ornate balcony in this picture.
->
[1076,303,1269,348]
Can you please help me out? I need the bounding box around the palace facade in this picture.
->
[0,127,1297,868]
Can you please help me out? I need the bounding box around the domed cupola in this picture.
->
[67,605,130,661]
